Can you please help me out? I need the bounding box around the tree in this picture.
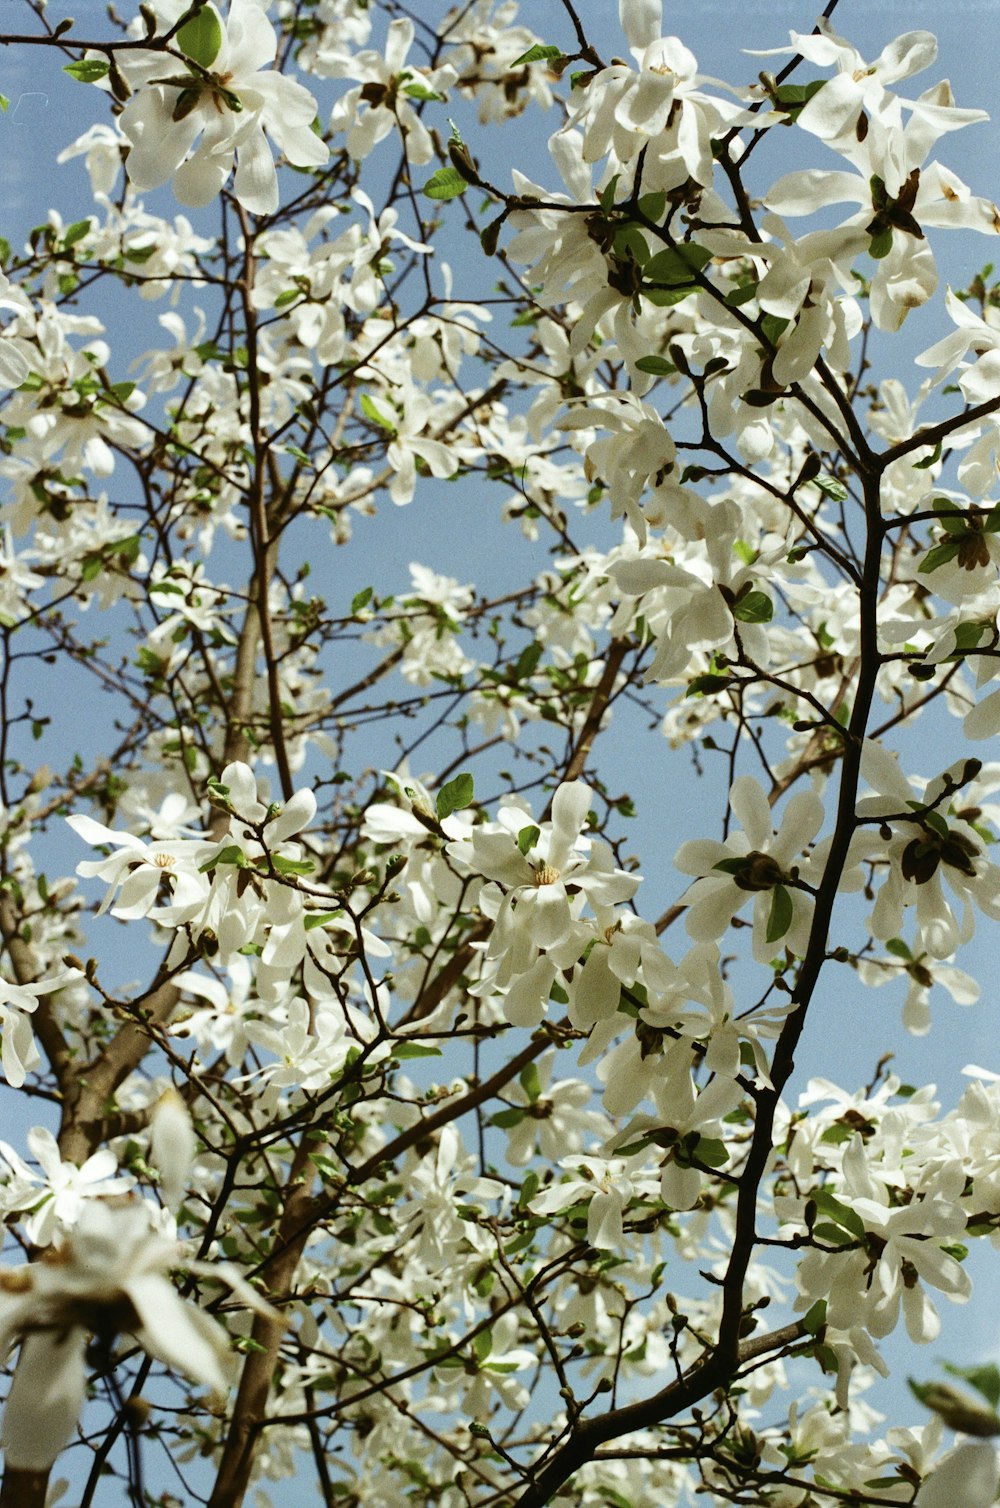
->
[1,0,1000,1502]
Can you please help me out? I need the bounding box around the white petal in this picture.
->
[234,123,278,215]
[2,1329,88,1470]
[916,1442,999,1508]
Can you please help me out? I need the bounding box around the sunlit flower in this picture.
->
[119,0,328,213]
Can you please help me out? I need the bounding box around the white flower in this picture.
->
[0,271,29,389]
[119,0,328,214]
[529,1154,651,1250]
[674,776,824,962]
[915,1440,1000,1507]
[0,970,81,1089]
[0,1199,277,1471]
[66,812,213,924]
[149,1088,195,1211]
[0,1128,132,1246]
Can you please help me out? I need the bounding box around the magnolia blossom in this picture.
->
[530,1154,653,1251]
[0,273,29,389]
[119,0,328,213]
[674,777,824,963]
[450,781,640,1025]
[0,970,82,1089]
[856,745,1000,958]
[66,813,213,924]
[0,1199,277,1471]
[0,1127,132,1246]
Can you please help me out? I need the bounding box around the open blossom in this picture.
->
[674,777,824,962]
[855,745,1000,958]
[0,970,82,1089]
[66,813,213,924]
[0,272,29,389]
[0,1198,278,1471]
[0,1127,133,1246]
[119,0,328,214]
[449,782,640,1025]
[529,1153,655,1250]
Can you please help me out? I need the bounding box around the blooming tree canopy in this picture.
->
[2,0,1000,1504]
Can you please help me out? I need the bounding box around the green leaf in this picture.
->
[713,857,751,875]
[598,174,620,212]
[774,80,826,109]
[271,855,315,876]
[360,392,395,431]
[921,809,949,840]
[811,1187,865,1241]
[199,844,247,872]
[519,1061,541,1103]
[177,4,222,67]
[392,1042,443,1060]
[304,911,341,930]
[491,1107,526,1129]
[691,1135,727,1168]
[421,167,468,201]
[436,772,474,819]
[765,884,793,944]
[472,1328,493,1362]
[63,59,110,83]
[634,355,676,376]
[885,937,913,961]
[62,219,92,248]
[732,590,773,624]
[643,242,711,284]
[812,473,848,502]
[510,43,563,66]
[760,313,789,346]
[402,82,444,101]
[511,641,542,681]
[517,824,540,856]
[919,539,961,574]
[351,586,373,614]
[273,288,301,308]
[0,95,8,113]
[102,381,135,405]
[953,620,989,653]
[868,228,893,260]
[637,191,667,223]
[913,440,942,470]
[686,673,733,697]
[803,1299,827,1335]
[648,289,705,314]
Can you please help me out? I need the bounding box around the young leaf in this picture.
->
[732,590,773,624]
[510,43,563,66]
[765,884,793,945]
[63,58,110,83]
[177,4,222,68]
[517,825,540,856]
[436,772,474,819]
[421,167,468,201]
[634,355,676,376]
